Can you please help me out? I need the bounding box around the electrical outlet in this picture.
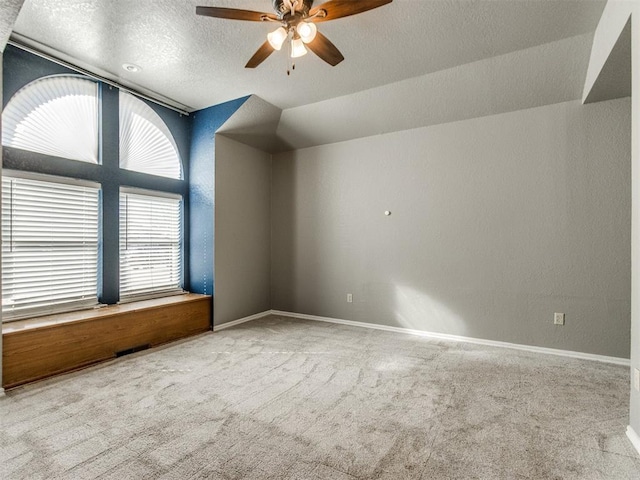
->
[634,368,640,392]
[347,293,353,303]
[554,313,565,325]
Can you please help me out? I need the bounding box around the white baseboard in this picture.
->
[213,310,272,332]
[271,310,630,366]
[627,426,640,456]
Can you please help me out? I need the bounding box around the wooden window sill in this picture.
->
[2,293,212,389]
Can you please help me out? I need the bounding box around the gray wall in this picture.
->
[630,4,640,440]
[271,98,631,358]
[214,135,271,325]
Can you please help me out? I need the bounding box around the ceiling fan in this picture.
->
[196,0,393,69]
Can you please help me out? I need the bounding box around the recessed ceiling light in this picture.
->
[122,63,141,73]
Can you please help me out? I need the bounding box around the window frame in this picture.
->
[1,169,102,321]
[119,90,183,180]
[118,186,185,304]
[1,74,100,165]
[1,53,190,320]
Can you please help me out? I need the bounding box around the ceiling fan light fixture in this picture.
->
[196,0,394,69]
[290,38,308,58]
[297,21,317,43]
[267,26,288,50]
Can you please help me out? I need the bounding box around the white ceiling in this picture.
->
[8,0,606,112]
[0,0,24,52]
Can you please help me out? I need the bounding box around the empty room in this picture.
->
[1,0,639,478]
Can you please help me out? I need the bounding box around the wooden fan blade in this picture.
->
[245,41,275,68]
[309,0,392,23]
[306,32,344,66]
[196,6,275,22]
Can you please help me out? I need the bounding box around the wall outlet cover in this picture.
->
[554,313,565,325]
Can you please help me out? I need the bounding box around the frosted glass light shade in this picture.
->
[291,38,308,58]
[267,27,288,50]
[297,22,317,43]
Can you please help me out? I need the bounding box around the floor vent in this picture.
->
[116,344,150,357]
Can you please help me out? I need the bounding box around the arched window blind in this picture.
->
[119,92,182,179]
[120,188,183,300]
[2,76,99,163]
[2,173,100,320]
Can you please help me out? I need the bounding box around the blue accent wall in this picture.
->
[2,45,192,304]
[188,97,248,296]
[2,46,74,105]
[3,45,251,317]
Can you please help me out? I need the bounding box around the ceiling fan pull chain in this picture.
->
[288,58,295,76]
[287,28,296,75]
[287,38,292,75]
[288,53,297,75]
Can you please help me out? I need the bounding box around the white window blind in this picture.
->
[119,92,183,179]
[119,189,182,300]
[2,174,100,320]
[2,76,99,164]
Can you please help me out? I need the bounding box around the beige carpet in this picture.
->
[1,315,639,479]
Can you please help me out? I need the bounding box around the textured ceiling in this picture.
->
[275,33,596,152]
[8,0,606,112]
[217,32,597,154]
[0,0,25,51]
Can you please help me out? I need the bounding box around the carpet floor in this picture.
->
[1,315,639,479]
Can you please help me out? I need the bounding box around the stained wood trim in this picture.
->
[2,293,210,334]
[2,294,212,389]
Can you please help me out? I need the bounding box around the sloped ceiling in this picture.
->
[0,0,25,51]
[582,0,632,105]
[4,0,619,153]
[275,33,594,152]
[7,0,606,111]
[218,31,597,153]
[584,19,631,104]
[217,96,285,153]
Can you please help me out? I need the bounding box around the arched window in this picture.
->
[2,75,99,163]
[119,92,182,179]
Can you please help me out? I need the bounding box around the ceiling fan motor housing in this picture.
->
[273,0,313,18]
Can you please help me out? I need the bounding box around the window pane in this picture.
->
[119,92,182,179]
[2,175,99,320]
[2,76,99,163]
[120,190,182,299]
